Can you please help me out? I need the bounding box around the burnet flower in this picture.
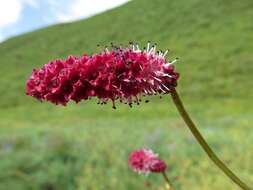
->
[26,42,179,108]
[128,148,175,189]
[128,148,167,174]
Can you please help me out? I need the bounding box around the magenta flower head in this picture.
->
[26,43,179,107]
[128,148,167,174]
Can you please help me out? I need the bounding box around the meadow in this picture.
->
[0,0,252,189]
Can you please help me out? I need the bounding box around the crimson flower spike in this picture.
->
[26,43,251,190]
[26,42,179,108]
[128,148,175,190]
[128,148,167,174]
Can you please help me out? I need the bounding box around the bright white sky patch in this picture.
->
[56,0,129,22]
[0,0,22,27]
[23,0,39,8]
[0,0,130,43]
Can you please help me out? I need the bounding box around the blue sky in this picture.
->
[0,0,130,42]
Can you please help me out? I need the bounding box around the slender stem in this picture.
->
[170,89,251,190]
[162,172,175,190]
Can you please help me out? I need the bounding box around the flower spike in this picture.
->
[26,43,179,108]
[128,148,167,174]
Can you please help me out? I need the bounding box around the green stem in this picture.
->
[162,172,175,190]
[170,89,251,190]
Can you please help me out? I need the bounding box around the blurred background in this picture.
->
[0,0,252,189]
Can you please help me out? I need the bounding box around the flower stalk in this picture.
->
[170,89,251,190]
[162,172,175,190]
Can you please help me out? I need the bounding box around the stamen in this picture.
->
[128,97,133,107]
[153,76,162,82]
[149,46,154,54]
[161,83,170,91]
[132,44,135,51]
[171,58,179,64]
[123,79,131,82]
[136,43,140,50]
[146,89,152,94]
[112,100,116,109]
[153,44,157,53]
[135,96,140,105]
[147,42,150,52]
[138,94,142,102]
[150,88,156,94]
[163,50,169,57]
[105,47,109,53]
[163,73,173,78]
[159,86,166,93]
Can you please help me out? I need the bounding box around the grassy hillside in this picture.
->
[0,0,252,189]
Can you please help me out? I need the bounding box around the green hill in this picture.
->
[0,0,252,189]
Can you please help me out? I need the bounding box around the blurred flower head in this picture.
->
[26,43,179,107]
[128,148,167,174]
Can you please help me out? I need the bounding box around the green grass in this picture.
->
[0,0,253,189]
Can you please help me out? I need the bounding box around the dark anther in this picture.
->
[112,106,116,109]
[145,100,149,103]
